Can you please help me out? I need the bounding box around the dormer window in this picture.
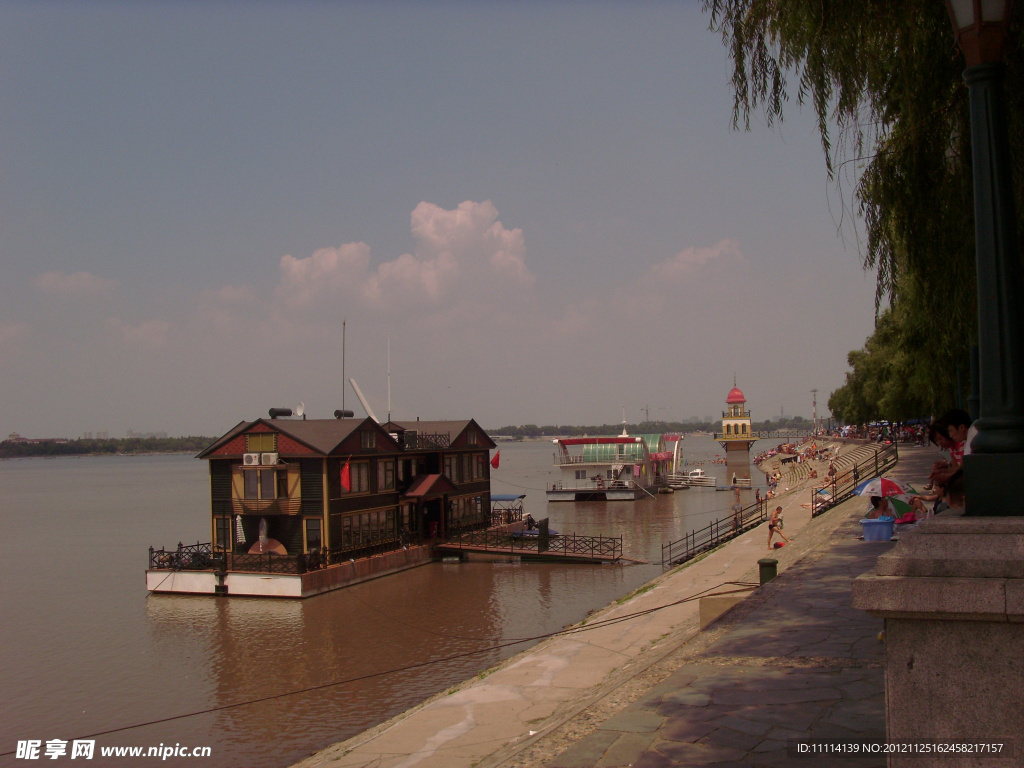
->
[247,433,277,452]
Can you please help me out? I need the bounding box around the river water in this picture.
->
[0,435,775,768]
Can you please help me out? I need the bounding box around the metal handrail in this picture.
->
[444,529,623,560]
[660,442,900,566]
[809,443,899,517]
[661,500,768,566]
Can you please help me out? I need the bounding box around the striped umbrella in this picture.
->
[854,476,915,498]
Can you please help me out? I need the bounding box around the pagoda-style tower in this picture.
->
[718,382,756,482]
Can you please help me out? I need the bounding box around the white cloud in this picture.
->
[274,200,535,313]
[643,239,744,285]
[33,271,119,296]
[277,242,372,309]
[107,318,171,350]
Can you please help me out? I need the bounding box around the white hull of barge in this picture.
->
[547,484,650,502]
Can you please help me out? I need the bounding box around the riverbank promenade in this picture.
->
[295,444,934,768]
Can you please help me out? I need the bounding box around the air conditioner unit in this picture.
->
[243,453,261,466]
[261,452,279,466]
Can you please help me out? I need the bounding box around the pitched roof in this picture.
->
[198,417,396,458]
[403,473,460,499]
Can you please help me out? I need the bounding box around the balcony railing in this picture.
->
[149,531,425,575]
[229,497,302,515]
[549,479,640,491]
[398,432,450,450]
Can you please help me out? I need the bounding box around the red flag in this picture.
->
[340,457,351,492]
[490,450,500,469]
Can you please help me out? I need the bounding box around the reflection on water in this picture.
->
[0,436,771,768]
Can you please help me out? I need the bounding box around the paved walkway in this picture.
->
[535,516,894,768]
[510,444,937,768]
[295,443,939,768]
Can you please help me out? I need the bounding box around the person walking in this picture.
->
[767,505,790,549]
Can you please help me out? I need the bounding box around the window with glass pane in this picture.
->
[260,470,276,499]
[215,517,230,549]
[360,431,375,449]
[377,460,395,491]
[244,470,258,499]
[246,433,277,452]
[305,519,321,551]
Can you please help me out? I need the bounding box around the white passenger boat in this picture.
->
[683,468,717,487]
[547,429,678,502]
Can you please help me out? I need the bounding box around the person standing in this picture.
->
[768,506,790,549]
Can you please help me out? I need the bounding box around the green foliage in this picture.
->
[0,436,217,459]
[705,0,1023,424]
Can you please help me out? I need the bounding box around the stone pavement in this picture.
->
[538,515,895,768]
[526,444,940,768]
[294,443,938,768]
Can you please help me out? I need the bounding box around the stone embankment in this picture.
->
[294,441,934,768]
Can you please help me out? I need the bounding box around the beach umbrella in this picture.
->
[854,476,914,497]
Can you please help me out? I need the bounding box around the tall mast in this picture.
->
[342,319,346,415]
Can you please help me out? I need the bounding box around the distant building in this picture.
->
[83,432,93,440]
[717,383,756,482]
[97,431,109,440]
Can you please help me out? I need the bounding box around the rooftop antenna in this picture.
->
[621,404,627,436]
[296,402,305,420]
[387,337,391,423]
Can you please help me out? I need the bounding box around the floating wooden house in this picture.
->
[147,413,495,597]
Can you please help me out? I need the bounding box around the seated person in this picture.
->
[941,469,965,513]
[865,495,891,519]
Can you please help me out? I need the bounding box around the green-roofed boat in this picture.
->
[547,428,682,501]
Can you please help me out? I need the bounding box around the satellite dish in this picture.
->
[295,402,305,418]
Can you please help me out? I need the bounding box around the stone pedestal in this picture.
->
[851,514,1024,767]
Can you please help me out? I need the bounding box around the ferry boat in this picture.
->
[547,430,679,502]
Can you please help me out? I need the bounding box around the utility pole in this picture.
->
[811,389,818,435]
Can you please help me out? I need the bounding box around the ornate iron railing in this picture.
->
[399,432,450,449]
[149,530,426,575]
[443,529,623,560]
[149,541,215,571]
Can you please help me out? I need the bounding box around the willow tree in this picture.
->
[704,0,1024,415]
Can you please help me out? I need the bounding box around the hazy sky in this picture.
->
[1,1,878,439]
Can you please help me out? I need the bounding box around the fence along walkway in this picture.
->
[436,528,623,563]
[661,442,900,567]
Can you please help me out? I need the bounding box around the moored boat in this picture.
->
[547,429,678,501]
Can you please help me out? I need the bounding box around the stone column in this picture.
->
[851,514,1024,767]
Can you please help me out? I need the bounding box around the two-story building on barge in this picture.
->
[146,413,495,598]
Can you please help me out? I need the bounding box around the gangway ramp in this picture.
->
[436,528,623,564]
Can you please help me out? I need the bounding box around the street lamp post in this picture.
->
[946,0,1024,515]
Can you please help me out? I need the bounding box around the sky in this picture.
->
[0,0,879,439]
